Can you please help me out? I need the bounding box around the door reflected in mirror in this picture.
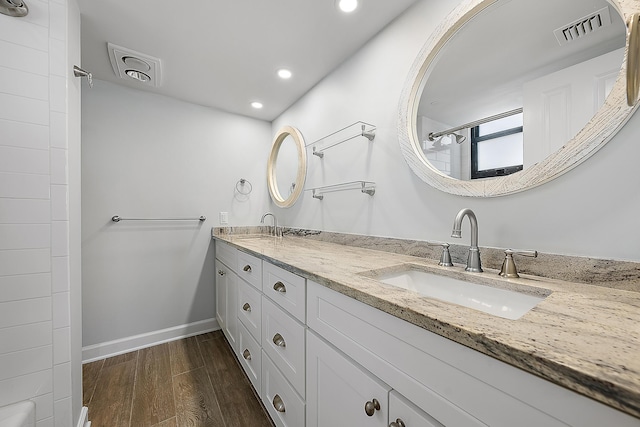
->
[417,0,626,181]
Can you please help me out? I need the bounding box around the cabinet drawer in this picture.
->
[238,278,262,343]
[216,240,237,270]
[238,322,261,393]
[262,262,306,322]
[389,391,443,427]
[237,251,263,289]
[262,351,305,427]
[262,296,305,398]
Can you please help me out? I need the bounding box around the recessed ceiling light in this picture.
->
[277,68,292,79]
[337,0,358,13]
[251,101,263,109]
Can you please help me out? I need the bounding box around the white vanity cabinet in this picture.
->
[307,330,390,427]
[215,240,307,427]
[306,279,639,427]
[215,239,639,427]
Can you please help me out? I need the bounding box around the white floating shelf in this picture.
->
[307,121,376,158]
[306,181,376,200]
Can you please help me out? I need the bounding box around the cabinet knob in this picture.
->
[242,349,251,361]
[389,419,406,427]
[272,333,286,348]
[273,281,287,293]
[243,264,252,272]
[272,394,286,413]
[217,269,225,276]
[364,398,380,416]
[242,302,251,312]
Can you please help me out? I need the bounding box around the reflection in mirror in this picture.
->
[267,126,307,208]
[417,0,626,181]
[275,135,300,199]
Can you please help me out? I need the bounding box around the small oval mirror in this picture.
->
[267,126,307,208]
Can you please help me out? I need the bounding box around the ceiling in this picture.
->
[78,0,419,122]
[418,0,626,126]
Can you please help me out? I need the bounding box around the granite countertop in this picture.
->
[213,233,640,419]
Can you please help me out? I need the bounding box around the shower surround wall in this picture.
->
[0,1,82,426]
[81,80,271,358]
[272,0,640,263]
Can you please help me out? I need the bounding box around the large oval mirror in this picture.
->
[398,0,639,197]
[267,126,307,208]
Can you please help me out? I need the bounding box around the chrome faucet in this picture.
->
[260,212,279,237]
[451,208,483,272]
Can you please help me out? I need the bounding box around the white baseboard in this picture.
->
[76,406,89,427]
[82,318,220,363]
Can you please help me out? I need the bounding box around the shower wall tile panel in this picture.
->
[0,93,49,125]
[0,66,49,100]
[0,40,48,74]
[0,273,51,302]
[0,224,50,250]
[32,392,54,421]
[0,199,50,223]
[0,0,73,425]
[0,249,51,276]
[0,146,50,174]
[0,172,50,198]
[0,119,49,150]
[0,321,53,353]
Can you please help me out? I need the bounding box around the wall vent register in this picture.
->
[554,6,612,45]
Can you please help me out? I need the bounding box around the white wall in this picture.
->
[81,80,271,352]
[0,0,81,425]
[272,0,640,263]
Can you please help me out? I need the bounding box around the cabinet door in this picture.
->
[215,260,238,353]
[215,260,228,334]
[225,271,238,353]
[307,330,390,427]
[389,391,444,427]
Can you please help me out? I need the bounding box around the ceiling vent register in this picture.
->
[553,6,612,45]
[107,43,162,87]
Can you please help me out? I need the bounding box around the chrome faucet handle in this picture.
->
[499,249,538,278]
[427,241,454,267]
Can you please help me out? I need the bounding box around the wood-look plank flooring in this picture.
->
[82,331,274,427]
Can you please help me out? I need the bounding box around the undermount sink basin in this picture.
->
[375,267,547,320]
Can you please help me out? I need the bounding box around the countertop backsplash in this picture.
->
[213,226,640,293]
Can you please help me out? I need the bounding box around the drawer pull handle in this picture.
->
[243,264,252,272]
[364,398,380,416]
[242,302,251,312]
[242,349,251,361]
[217,269,225,276]
[272,394,286,413]
[273,281,287,293]
[389,419,406,427]
[272,333,286,348]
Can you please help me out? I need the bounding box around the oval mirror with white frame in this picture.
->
[398,0,640,197]
[267,126,307,208]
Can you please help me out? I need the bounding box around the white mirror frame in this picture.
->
[398,0,640,197]
[267,126,307,208]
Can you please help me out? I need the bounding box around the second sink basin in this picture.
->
[373,266,548,320]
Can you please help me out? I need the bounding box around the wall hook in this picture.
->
[0,0,28,17]
[73,65,93,88]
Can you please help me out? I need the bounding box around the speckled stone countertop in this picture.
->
[213,231,640,419]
